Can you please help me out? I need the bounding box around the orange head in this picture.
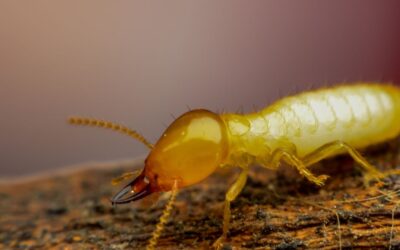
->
[110,109,229,204]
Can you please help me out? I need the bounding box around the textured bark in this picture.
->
[1,140,400,250]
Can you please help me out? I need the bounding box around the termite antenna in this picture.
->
[68,116,153,149]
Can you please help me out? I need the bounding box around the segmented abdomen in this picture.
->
[256,84,400,156]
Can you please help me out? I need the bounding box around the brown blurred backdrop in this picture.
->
[1,1,400,177]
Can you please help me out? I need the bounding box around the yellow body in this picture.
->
[223,83,400,166]
[69,82,400,249]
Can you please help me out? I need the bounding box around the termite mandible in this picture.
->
[69,83,400,249]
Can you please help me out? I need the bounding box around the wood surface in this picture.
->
[1,140,400,249]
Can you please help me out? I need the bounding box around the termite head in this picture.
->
[111,109,229,204]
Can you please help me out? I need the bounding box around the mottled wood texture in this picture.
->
[1,140,400,250]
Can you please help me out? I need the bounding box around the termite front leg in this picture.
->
[213,167,249,249]
[302,140,385,182]
[146,180,179,250]
[268,148,329,186]
[111,170,141,186]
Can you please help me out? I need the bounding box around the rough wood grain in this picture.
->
[1,140,400,250]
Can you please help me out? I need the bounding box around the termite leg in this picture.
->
[301,140,385,183]
[146,180,179,250]
[111,170,141,186]
[267,148,329,186]
[213,168,249,249]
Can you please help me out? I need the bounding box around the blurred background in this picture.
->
[1,1,400,177]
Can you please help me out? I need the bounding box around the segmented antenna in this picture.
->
[68,116,153,149]
[146,181,178,250]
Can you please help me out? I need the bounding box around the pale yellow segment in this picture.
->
[246,84,400,157]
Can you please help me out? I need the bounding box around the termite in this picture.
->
[69,83,400,249]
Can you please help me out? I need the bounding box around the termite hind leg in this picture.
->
[213,168,249,249]
[302,141,385,185]
[268,148,329,186]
